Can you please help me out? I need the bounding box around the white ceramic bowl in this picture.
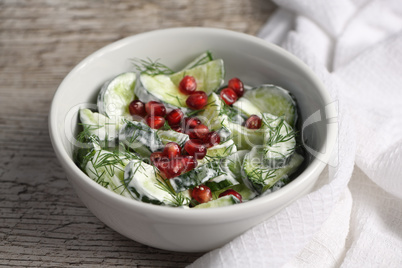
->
[49,27,337,252]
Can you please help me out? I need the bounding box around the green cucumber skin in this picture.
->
[97,72,137,118]
[170,161,229,193]
[119,121,164,157]
[205,177,237,192]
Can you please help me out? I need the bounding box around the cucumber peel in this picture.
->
[97,72,136,119]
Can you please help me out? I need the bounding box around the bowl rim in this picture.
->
[49,27,337,221]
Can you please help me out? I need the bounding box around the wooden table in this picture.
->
[0,1,275,266]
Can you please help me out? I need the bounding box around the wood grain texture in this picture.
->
[0,0,275,266]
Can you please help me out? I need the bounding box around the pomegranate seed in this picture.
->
[145,101,166,117]
[203,131,221,148]
[194,124,209,139]
[184,117,201,130]
[186,91,208,110]
[179,75,197,95]
[228,77,244,97]
[166,109,184,127]
[220,87,238,105]
[191,185,212,204]
[184,139,207,159]
[153,157,171,179]
[163,142,181,159]
[186,128,198,139]
[218,189,243,202]
[146,115,165,129]
[171,125,183,133]
[245,115,262,129]
[165,158,186,178]
[128,100,146,117]
[181,156,198,173]
[150,151,165,163]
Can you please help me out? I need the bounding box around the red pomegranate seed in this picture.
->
[181,156,198,173]
[171,125,183,133]
[184,139,207,159]
[150,151,165,163]
[163,142,181,159]
[245,115,262,129]
[179,75,197,95]
[165,158,185,178]
[203,131,221,148]
[146,115,165,129]
[218,189,243,202]
[128,100,146,117]
[145,101,166,117]
[186,91,208,110]
[228,77,244,97]
[220,87,238,105]
[184,117,201,130]
[186,128,198,139]
[166,109,184,126]
[194,124,209,139]
[153,157,171,179]
[191,185,212,204]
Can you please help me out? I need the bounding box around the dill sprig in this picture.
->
[186,108,205,117]
[153,167,190,207]
[132,57,174,76]
[77,123,102,143]
[249,166,277,186]
[262,114,297,148]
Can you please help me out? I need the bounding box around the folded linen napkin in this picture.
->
[190,0,402,267]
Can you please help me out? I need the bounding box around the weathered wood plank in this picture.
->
[0,0,275,266]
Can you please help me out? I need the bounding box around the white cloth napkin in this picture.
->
[190,0,402,267]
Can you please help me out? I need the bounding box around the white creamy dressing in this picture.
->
[124,160,175,205]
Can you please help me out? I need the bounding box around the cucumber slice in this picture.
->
[199,92,229,130]
[85,150,134,199]
[134,83,189,114]
[243,84,297,126]
[140,74,188,108]
[242,150,304,194]
[205,172,239,192]
[124,160,189,206]
[170,160,234,193]
[204,139,237,161]
[140,59,224,108]
[179,51,213,71]
[97,72,136,119]
[119,121,164,157]
[223,150,249,179]
[262,113,296,167]
[226,121,265,150]
[157,130,189,147]
[232,97,263,117]
[199,93,265,150]
[79,108,122,143]
[170,59,224,96]
[193,195,241,209]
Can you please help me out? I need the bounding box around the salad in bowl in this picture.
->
[74,51,305,209]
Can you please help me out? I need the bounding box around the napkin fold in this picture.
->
[190,0,402,267]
